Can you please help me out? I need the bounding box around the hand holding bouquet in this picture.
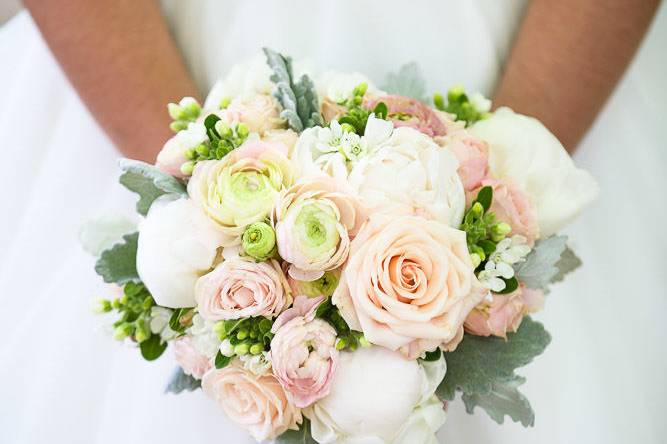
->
[85,48,598,443]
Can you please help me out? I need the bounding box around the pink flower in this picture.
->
[195,258,292,321]
[464,286,544,338]
[202,363,302,441]
[363,94,454,137]
[172,335,212,379]
[155,122,207,177]
[438,134,490,191]
[468,179,540,245]
[333,214,486,359]
[233,138,288,159]
[219,94,283,135]
[269,295,338,408]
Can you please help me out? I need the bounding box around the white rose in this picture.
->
[305,346,447,444]
[470,107,599,236]
[317,71,382,103]
[348,126,465,227]
[136,198,227,308]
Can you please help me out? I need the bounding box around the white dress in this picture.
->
[0,1,666,443]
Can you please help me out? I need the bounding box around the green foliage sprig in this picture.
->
[336,82,388,135]
[433,85,490,126]
[212,317,275,369]
[316,298,369,351]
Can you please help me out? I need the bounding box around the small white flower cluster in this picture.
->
[477,235,531,293]
[315,120,368,166]
[149,307,178,341]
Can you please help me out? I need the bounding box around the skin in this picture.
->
[25,0,660,159]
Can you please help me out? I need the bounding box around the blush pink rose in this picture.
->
[468,178,540,245]
[333,214,486,359]
[233,138,288,159]
[438,134,490,191]
[269,295,338,408]
[219,94,284,135]
[202,363,302,441]
[155,122,207,177]
[363,94,454,137]
[195,258,292,321]
[172,335,212,379]
[464,286,545,338]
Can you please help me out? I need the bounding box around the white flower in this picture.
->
[470,107,599,236]
[239,352,271,376]
[136,198,228,308]
[188,313,221,358]
[204,55,274,110]
[305,346,447,444]
[317,71,380,103]
[478,235,531,292]
[149,306,177,341]
[348,126,465,227]
[469,92,492,113]
[219,338,235,357]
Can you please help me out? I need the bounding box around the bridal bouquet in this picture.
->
[84,49,598,443]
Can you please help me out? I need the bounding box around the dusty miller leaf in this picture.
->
[514,235,568,290]
[382,62,428,103]
[551,246,582,284]
[94,232,139,284]
[275,418,317,444]
[462,375,535,427]
[118,159,186,216]
[165,366,201,394]
[263,48,321,132]
[79,216,136,256]
[437,317,551,400]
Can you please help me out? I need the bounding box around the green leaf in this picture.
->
[514,236,568,290]
[372,102,388,119]
[551,246,582,284]
[165,366,201,394]
[474,186,493,212]
[437,317,551,401]
[462,375,535,427]
[275,418,318,444]
[495,276,519,295]
[204,113,221,139]
[263,48,322,132]
[422,348,442,362]
[94,232,139,284]
[382,62,428,103]
[118,159,187,216]
[139,334,168,361]
[214,351,232,369]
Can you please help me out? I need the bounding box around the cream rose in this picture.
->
[333,214,485,358]
[220,94,284,135]
[348,126,465,227]
[195,257,291,321]
[202,363,302,442]
[470,107,599,236]
[187,140,295,244]
[273,175,366,281]
[172,335,212,379]
[136,198,227,308]
[305,346,447,444]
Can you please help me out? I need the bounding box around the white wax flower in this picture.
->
[470,107,599,236]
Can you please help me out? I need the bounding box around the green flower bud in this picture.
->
[184,147,196,160]
[447,85,466,103]
[214,321,226,339]
[134,319,150,343]
[353,96,362,106]
[92,298,112,314]
[142,296,153,311]
[236,123,249,138]
[237,329,249,340]
[358,335,371,348]
[353,82,368,97]
[219,96,232,109]
[490,222,512,242]
[340,123,356,133]
[111,298,122,310]
[180,97,201,119]
[249,343,264,355]
[195,144,209,157]
[259,318,273,334]
[470,202,484,219]
[170,120,188,133]
[167,103,182,120]
[113,323,133,341]
[180,161,195,176]
[215,121,233,138]
[433,93,445,111]
[470,253,482,269]
[335,338,347,350]
[234,343,250,356]
[242,222,277,261]
[296,270,340,298]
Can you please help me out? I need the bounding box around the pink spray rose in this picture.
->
[195,258,292,321]
[155,122,207,177]
[202,363,302,442]
[333,214,486,359]
[468,178,540,245]
[464,286,544,338]
[363,94,454,137]
[438,134,490,191]
[269,295,339,408]
[219,94,284,135]
[172,335,212,379]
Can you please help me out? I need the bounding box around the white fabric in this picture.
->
[0,2,665,443]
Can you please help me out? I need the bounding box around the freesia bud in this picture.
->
[236,123,249,138]
[234,343,250,356]
[92,298,112,314]
[180,161,195,176]
[249,343,263,355]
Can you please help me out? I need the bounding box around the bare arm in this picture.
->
[494,0,660,152]
[24,0,199,162]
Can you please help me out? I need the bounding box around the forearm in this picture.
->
[25,0,199,162]
[494,0,660,152]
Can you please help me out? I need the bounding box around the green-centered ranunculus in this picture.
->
[188,140,294,245]
[242,221,277,261]
[291,269,341,298]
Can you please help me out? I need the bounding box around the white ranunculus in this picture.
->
[136,198,227,308]
[470,107,599,236]
[348,126,465,227]
[204,55,274,110]
[305,346,447,444]
[317,71,382,103]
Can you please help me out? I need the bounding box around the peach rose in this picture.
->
[468,178,539,245]
[195,258,292,321]
[437,134,490,191]
[320,98,347,123]
[172,335,212,379]
[220,94,284,135]
[464,286,544,338]
[333,214,485,358]
[202,363,302,441]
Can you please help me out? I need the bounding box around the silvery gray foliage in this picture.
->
[118,158,187,216]
[514,235,581,291]
[165,367,201,394]
[462,375,535,427]
[382,62,429,103]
